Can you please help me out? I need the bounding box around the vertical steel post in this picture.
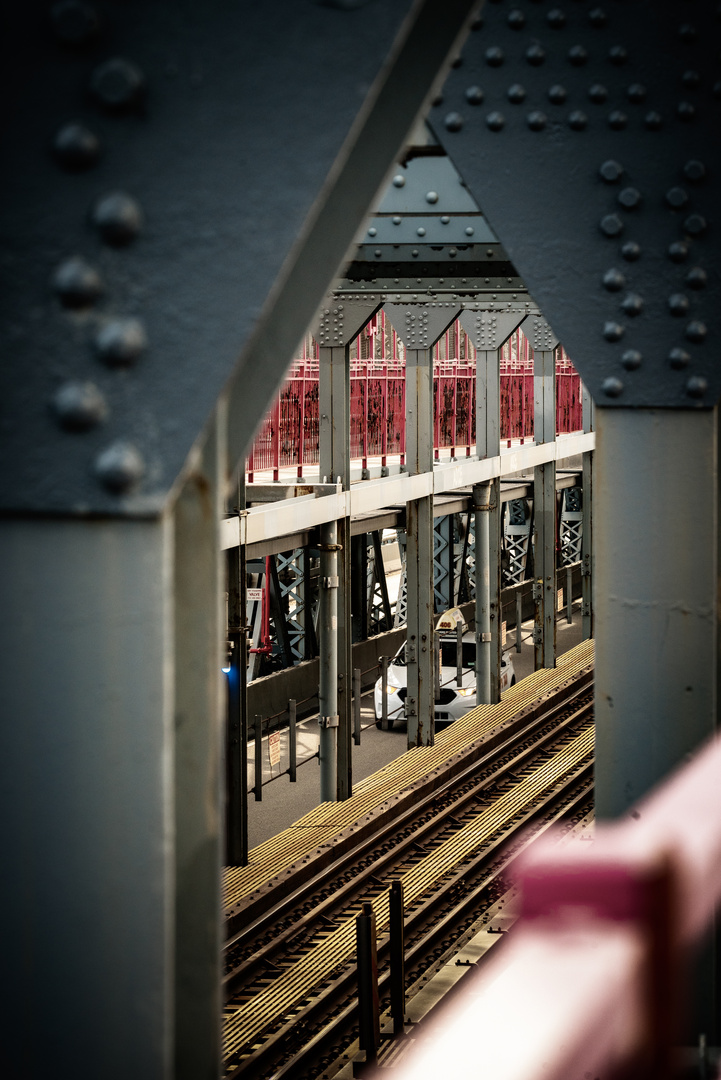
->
[389,880,406,1036]
[356,902,381,1063]
[533,345,557,670]
[456,619,463,687]
[319,343,352,798]
[318,518,339,802]
[405,346,435,748]
[353,667,362,746]
[254,715,263,802]
[381,654,390,730]
[516,588,523,653]
[581,382,594,641]
[566,565,573,623]
[289,699,297,783]
[474,481,492,705]
[226,545,248,866]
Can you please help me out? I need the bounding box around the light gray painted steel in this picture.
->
[375,155,481,215]
[173,412,225,1079]
[318,519,339,803]
[532,341,558,671]
[433,514,453,612]
[488,477,502,703]
[474,483,492,705]
[582,384,594,642]
[595,408,717,817]
[0,517,174,1077]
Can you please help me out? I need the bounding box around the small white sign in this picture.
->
[268,730,281,768]
[501,621,507,646]
[557,588,564,611]
[247,588,263,602]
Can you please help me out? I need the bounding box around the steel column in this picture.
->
[226,544,248,867]
[474,482,492,704]
[172,412,225,1079]
[319,344,352,798]
[404,346,435,747]
[318,519,339,802]
[533,346,557,670]
[595,408,717,817]
[581,383,594,642]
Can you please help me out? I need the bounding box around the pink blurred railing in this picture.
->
[391,732,721,1080]
[246,314,583,481]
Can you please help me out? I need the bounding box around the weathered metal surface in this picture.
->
[0,0,479,515]
[432,2,721,408]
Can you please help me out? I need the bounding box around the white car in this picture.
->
[374,630,515,730]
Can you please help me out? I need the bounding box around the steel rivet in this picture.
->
[95,441,145,493]
[621,293,643,316]
[603,321,624,342]
[412,249,419,257]
[465,226,474,237]
[568,45,588,66]
[668,241,689,263]
[449,248,457,257]
[547,84,567,105]
[608,110,628,130]
[686,375,708,399]
[441,215,450,224]
[626,83,647,103]
[465,86,484,105]
[90,57,146,110]
[51,1,98,45]
[602,376,623,397]
[392,174,405,188]
[444,112,463,132]
[392,216,401,225]
[527,110,547,131]
[95,317,148,366]
[683,160,706,182]
[681,70,701,89]
[53,381,107,431]
[486,111,505,131]
[669,347,691,370]
[685,214,707,236]
[426,191,439,204]
[588,83,608,104]
[547,8,566,29]
[367,227,377,236]
[589,8,608,28]
[486,46,504,67]
[568,110,588,130]
[416,227,426,237]
[602,268,625,291]
[621,241,641,261]
[600,214,623,237]
[677,101,696,122]
[608,45,628,65]
[666,187,688,209]
[621,349,642,370]
[525,43,546,66]
[679,24,697,43]
[53,122,101,170]
[507,84,526,104]
[668,293,690,316]
[92,192,142,246]
[507,9,526,30]
[686,267,707,290]
[644,111,663,130]
[599,159,623,182]
[53,255,103,308]
[618,187,641,209]
[685,320,707,343]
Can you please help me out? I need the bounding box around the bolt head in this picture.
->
[621,349,642,370]
[668,348,690,369]
[95,441,145,493]
[52,122,101,170]
[51,1,98,45]
[95,318,148,366]
[599,160,624,183]
[602,376,624,397]
[686,375,708,399]
[486,111,505,131]
[92,192,142,245]
[53,255,103,308]
[600,214,624,238]
[668,293,690,316]
[465,86,484,105]
[91,57,146,110]
[444,111,463,132]
[53,381,107,431]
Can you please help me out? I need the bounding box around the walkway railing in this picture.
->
[392,732,721,1080]
[246,321,582,480]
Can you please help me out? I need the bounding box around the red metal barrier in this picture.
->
[247,319,583,479]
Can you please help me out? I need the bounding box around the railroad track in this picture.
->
[222,665,594,1080]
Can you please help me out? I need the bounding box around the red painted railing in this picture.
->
[247,316,583,480]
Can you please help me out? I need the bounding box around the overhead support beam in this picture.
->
[524,316,558,671]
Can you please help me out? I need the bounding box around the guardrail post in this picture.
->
[356,902,380,1069]
[381,655,390,731]
[516,588,523,653]
[253,714,262,802]
[389,880,406,1036]
[566,565,573,624]
[353,667,361,746]
[288,699,297,783]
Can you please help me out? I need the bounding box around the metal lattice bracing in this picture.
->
[366,532,394,635]
[273,549,312,664]
[394,531,408,628]
[503,498,532,587]
[560,487,583,567]
[455,512,475,604]
[433,514,454,613]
